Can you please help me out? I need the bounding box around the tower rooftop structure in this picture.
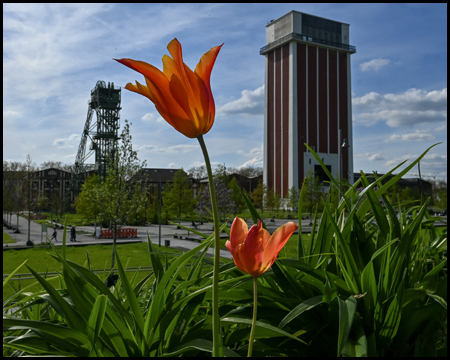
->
[261,11,356,55]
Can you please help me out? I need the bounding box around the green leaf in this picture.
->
[361,261,377,321]
[378,280,404,353]
[426,293,447,310]
[169,219,210,239]
[341,322,368,357]
[323,271,338,306]
[3,318,89,347]
[161,338,240,357]
[358,143,441,218]
[3,259,27,288]
[221,317,307,344]
[415,255,447,293]
[240,186,267,229]
[324,205,361,292]
[144,238,213,341]
[278,295,322,329]
[115,252,145,335]
[25,265,86,331]
[297,180,306,260]
[147,232,164,285]
[337,296,358,356]
[87,295,108,350]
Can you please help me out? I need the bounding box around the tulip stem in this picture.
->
[248,276,258,357]
[197,134,222,357]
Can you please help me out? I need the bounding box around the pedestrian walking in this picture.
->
[50,226,57,242]
[70,226,77,242]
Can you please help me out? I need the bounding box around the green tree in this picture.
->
[301,170,324,220]
[3,160,25,227]
[250,181,267,216]
[97,120,146,269]
[213,164,228,183]
[74,174,102,231]
[265,187,276,217]
[162,169,195,220]
[22,154,37,245]
[195,178,236,222]
[287,186,299,212]
[431,179,447,211]
[187,165,207,180]
[265,187,283,218]
[328,184,340,212]
[227,177,247,215]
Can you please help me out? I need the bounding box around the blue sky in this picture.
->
[3,3,447,181]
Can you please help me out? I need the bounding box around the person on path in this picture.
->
[50,226,57,242]
[70,226,77,242]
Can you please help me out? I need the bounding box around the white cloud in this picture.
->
[139,144,198,153]
[53,134,81,148]
[368,153,385,161]
[218,86,264,116]
[235,146,263,168]
[3,110,20,117]
[238,156,263,168]
[385,129,435,142]
[142,113,164,123]
[384,154,416,168]
[356,152,385,161]
[360,58,390,72]
[353,88,447,127]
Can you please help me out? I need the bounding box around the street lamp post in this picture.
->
[158,180,162,247]
[339,129,350,198]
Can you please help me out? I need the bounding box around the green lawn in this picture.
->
[39,212,94,226]
[3,242,198,301]
[3,231,16,244]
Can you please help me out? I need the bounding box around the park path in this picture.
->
[3,214,321,261]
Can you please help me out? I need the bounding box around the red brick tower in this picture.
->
[261,11,356,197]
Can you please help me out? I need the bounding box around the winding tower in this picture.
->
[71,81,121,198]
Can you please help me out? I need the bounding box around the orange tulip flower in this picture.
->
[115,38,223,138]
[226,217,298,277]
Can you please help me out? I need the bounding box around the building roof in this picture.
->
[131,168,186,183]
[353,173,432,188]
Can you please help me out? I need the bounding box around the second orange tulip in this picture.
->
[226,217,298,277]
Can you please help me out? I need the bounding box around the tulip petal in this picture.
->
[228,217,248,253]
[195,44,222,133]
[163,40,211,136]
[124,81,152,100]
[262,222,298,268]
[116,58,186,120]
[195,44,223,89]
[141,76,189,125]
[166,39,197,101]
[115,58,165,86]
[236,221,270,277]
[168,72,195,122]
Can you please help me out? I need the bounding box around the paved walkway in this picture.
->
[3,214,313,260]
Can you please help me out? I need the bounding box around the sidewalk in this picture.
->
[3,214,315,260]
[3,214,237,259]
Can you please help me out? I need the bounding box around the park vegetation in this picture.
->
[3,145,447,357]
